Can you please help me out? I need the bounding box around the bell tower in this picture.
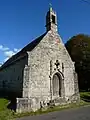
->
[46,5,58,32]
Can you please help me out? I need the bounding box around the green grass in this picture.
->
[0,99,9,111]
[80,92,90,102]
[0,98,15,120]
[0,92,90,119]
[80,92,90,97]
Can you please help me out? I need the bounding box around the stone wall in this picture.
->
[27,30,78,102]
[0,55,28,97]
[16,98,32,113]
[16,97,41,113]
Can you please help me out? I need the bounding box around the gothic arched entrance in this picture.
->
[52,73,61,97]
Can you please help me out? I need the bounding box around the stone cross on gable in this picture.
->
[55,60,60,69]
[49,3,52,11]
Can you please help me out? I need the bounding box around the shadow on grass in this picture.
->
[0,90,16,111]
[80,92,90,102]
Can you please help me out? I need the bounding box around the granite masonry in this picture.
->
[0,7,80,113]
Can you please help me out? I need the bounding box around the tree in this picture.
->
[65,34,90,91]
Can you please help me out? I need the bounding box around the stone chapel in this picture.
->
[0,6,80,113]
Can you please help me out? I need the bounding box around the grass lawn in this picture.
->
[0,92,90,119]
[0,99,9,111]
[0,98,14,120]
[80,92,90,102]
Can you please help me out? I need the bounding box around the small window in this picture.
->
[52,15,55,24]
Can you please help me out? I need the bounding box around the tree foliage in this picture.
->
[65,34,90,91]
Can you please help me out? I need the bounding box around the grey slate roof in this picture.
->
[0,32,46,70]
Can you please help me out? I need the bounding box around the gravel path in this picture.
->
[17,106,90,120]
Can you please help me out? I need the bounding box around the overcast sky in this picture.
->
[0,0,90,64]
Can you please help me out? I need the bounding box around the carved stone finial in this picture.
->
[55,60,60,69]
[49,3,53,11]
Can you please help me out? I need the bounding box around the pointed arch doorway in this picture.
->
[52,72,62,97]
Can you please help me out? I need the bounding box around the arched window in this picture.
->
[52,73,61,96]
[52,15,55,24]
